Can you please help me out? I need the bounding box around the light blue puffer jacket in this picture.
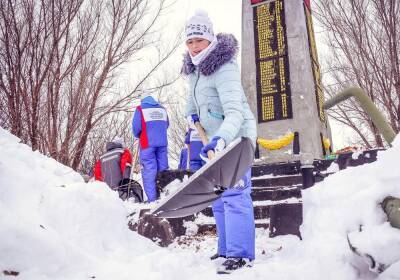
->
[182,34,257,147]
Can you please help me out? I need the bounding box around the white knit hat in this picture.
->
[185,10,214,42]
[112,136,124,146]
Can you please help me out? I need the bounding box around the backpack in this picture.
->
[118,179,144,202]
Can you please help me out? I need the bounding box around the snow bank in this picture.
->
[0,128,157,279]
[301,135,400,279]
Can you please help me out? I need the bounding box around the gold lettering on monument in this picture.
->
[254,0,291,122]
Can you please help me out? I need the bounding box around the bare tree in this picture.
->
[314,0,400,148]
[0,0,182,170]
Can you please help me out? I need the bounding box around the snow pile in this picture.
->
[0,128,157,279]
[300,135,400,279]
[1,126,400,280]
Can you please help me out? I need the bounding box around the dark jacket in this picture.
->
[94,142,132,189]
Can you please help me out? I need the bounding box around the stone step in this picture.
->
[249,173,330,201]
[252,175,303,187]
[269,203,302,238]
[197,220,269,234]
[252,161,302,177]
[252,149,381,177]
[199,199,302,219]
[332,149,381,170]
[251,185,301,201]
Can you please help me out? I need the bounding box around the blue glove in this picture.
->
[187,114,200,124]
[188,114,200,123]
[191,114,199,123]
[200,136,226,162]
[187,114,200,126]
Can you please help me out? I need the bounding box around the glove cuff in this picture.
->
[212,136,226,153]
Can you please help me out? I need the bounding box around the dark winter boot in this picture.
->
[216,258,253,274]
[210,253,226,260]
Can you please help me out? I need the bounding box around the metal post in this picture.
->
[301,165,315,189]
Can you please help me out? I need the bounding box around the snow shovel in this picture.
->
[150,122,255,218]
[132,139,141,174]
[193,121,214,159]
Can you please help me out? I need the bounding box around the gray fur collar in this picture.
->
[182,33,238,76]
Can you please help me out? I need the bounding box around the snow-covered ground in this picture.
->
[1,127,400,280]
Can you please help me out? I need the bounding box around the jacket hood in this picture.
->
[182,33,238,76]
[106,141,123,151]
[141,96,158,106]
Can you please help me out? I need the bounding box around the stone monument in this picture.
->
[242,0,332,165]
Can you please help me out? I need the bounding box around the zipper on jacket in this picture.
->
[208,109,225,120]
[193,70,201,117]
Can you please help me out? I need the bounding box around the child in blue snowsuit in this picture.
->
[132,91,169,202]
[182,10,257,274]
[184,126,205,172]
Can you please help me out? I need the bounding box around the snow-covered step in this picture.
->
[198,198,302,219]
[251,185,301,201]
[252,174,303,186]
[252,161,302,177]
[196,221,270,235]
[252,149,381,177]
